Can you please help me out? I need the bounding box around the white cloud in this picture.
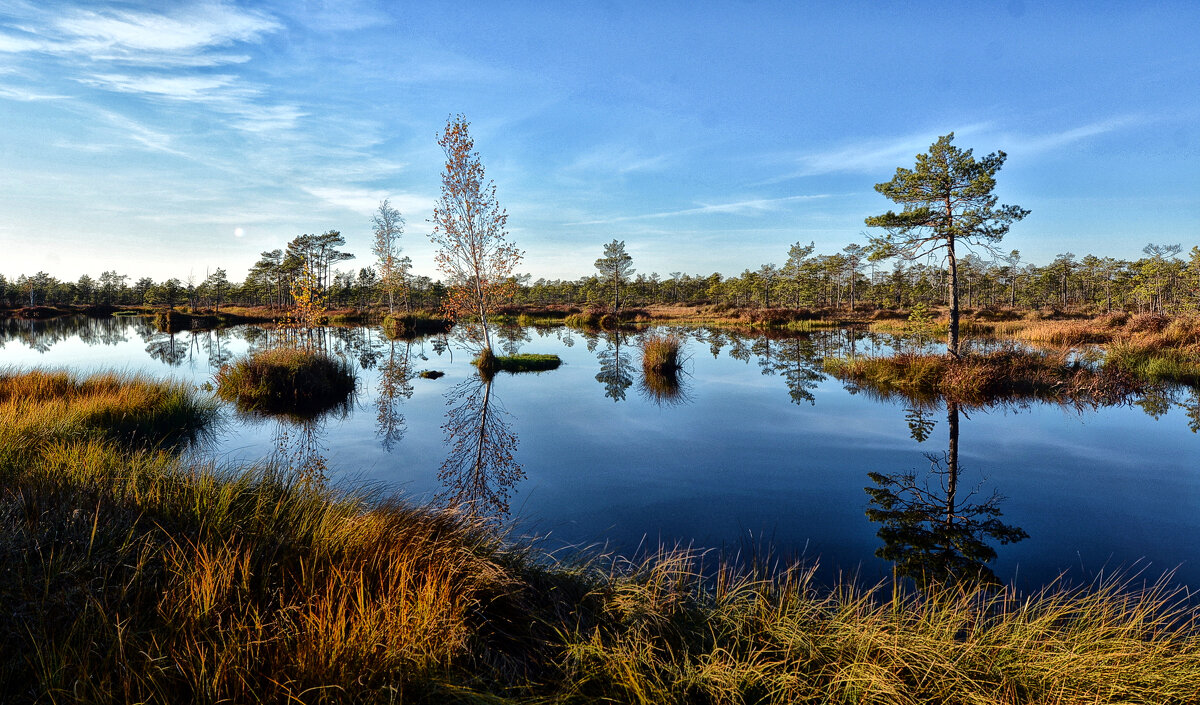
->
[81,72,241,99]
[997,116,1141,155]
[282,0,392,32]
[567,194,830,226]
[774,117,1140,182]
[92,108,190,157]
[776,123,993,180]
[53,3,279,56]
[0,2,294,133]
[0,83,66,101]
[302,186,434,219]
[563,145,672,176]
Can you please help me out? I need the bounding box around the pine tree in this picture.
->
[866,133,1028,356]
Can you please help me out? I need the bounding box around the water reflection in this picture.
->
[1,314,135,352]
[594,330,634,402]
[144,330,189,366]
[271,417,331,485]
[639,367,690,406]
[437,373,523,515]
[866,402,1029,585]
[376,339,415,452]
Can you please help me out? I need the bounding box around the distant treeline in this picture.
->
[5,238,1199,315]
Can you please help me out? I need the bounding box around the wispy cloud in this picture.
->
[995,116,1142,155]
[80,73,242,99]
[92,108,191,157]
[768,123,993,181]
[51,3,279,59]
[0,83,66,101]
[280,0,392,33]
[302,186,434,219]
[0,3,295,131]
[566,194,830,226]
[772,117,1142,182]
[562,145,673,176]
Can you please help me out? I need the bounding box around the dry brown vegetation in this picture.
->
[5,370,1200,702]
[824,347,1140,406]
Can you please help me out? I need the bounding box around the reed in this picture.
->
[0,368,217,452]
[641,333,683,374]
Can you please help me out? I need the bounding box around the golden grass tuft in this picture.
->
[641,333,683,374]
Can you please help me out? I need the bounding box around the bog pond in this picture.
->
[4,314,1200,591]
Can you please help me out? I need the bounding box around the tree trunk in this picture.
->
[947,235,960,358]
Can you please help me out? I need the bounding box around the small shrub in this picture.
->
[154,309,188,333]
[15,305,67,319]
[1129,313,1169,334]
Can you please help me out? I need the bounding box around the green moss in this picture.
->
[473,350,562,374]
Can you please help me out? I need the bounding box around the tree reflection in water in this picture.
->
[866,402,1028,585]
[595,330,634,402]
[272,418,330,485]
[437,373,523,515]
[200,329,235,369]
[145,331,189,366]
[376,339,415,452]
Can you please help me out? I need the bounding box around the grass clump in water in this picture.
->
[641,333,683,374]
[474,348,562,375]
[216,347,355,417]
[382,311,452,339]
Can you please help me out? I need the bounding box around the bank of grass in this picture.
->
[216,346,355,417]
[152,307,271,332]
[1008,313,1200,385]
[824,347,1138,405]
[0,368,216,450]
[382,311,453,338]
[474,348,562,375]
[5,370,1200,702]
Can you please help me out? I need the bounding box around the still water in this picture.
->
[4,315,1199,590]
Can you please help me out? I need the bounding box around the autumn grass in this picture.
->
[642,333,683,374]
[1004,313,1200,385]
[215,346,356,417]
[823,347,1139,406]
[0,368,217,450]
[5,370,1200,702]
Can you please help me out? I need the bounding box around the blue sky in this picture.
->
[1,0,1197,283]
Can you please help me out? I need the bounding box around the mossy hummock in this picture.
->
[216,347,355,417]
[474,349,562,375]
